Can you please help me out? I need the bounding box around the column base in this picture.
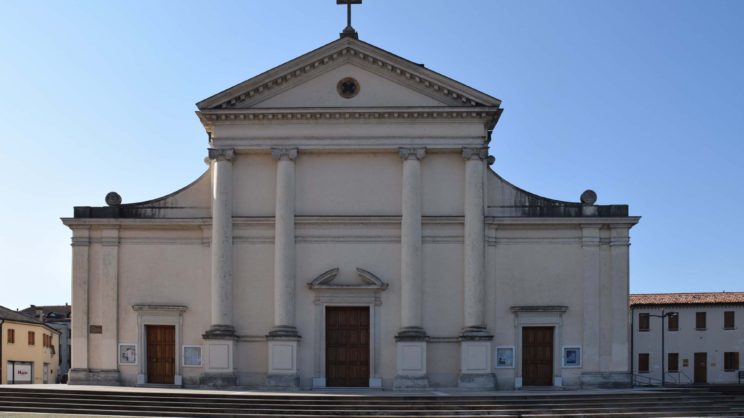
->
[458,372,496,389]
[199,372,237,388]
[580,372,632,388]
[266,373,300,389]
[460,326,493,340]
[395,340,428,389]
[67,368,120,386]
[459,339,494,389]
[395,326,427,341]
[266,334,300,389]
[393,374,430,390]
[267,325,300,338]
[202,324,236,339]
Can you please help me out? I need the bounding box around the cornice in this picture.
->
[197,107,501,131]
[199,40,502,111]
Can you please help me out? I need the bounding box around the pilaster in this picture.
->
[68,226,90,384]
[581,225,601,375]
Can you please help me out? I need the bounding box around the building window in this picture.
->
[639,353,650,373]
[668,352,679,372]
[696,312,706,330]
[28,331,35,346]
[7,328,15,344]
[639,313,650,332]
[724,311,735,329]
[667,313,679,331]
[724,352,739,371]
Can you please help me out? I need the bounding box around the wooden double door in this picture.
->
[522,326,554,386]
[146,325,175,384]
[325,306,370,387]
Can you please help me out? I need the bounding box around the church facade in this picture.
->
[62,35,638,390]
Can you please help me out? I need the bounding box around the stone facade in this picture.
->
[62,36,638,390]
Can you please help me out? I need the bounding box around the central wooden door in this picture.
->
[326,306,370,387]
[522,327,553,386]
[694,352,707,384]
[146,325,175,384]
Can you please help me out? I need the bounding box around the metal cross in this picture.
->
[337,0,362,39]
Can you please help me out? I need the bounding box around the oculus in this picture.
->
[337,77,360,98]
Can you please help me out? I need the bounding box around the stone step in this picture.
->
[1,387,742,417]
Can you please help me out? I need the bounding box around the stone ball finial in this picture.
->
[105,192,122,206]
[580,189,597,205]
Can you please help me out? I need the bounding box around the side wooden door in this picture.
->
[522,327,554,386]
[694,352,707,384]
[146,325,175,384]
[326,306,370,387]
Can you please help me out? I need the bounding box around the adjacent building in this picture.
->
[0,305,61,384]
[631,292,744,385]
[20,304,72,382]
[62,30,638,390]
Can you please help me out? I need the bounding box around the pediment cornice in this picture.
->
[198,106,501,128]
[197,38,502,111]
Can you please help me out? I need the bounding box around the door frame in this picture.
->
[132,304,187,386]
[311,294,382,388]
[511,306,567,388]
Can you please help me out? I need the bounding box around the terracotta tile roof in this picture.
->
[0,305,46,325]
[630,292,744,306]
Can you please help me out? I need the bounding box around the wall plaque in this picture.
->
[89,325,103,334]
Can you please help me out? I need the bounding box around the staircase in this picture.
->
[0,386,743,417]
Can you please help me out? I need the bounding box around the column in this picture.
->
[68,226,90,384]
[458,146,495,389]
[580,224,601,386]
[205,148,235,337]
[267,147,300,388]
[202,148,237,387]
[394,147,429,389]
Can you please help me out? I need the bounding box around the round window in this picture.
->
[337,77,360,99]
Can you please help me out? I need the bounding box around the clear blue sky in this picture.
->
[1,1,742,311]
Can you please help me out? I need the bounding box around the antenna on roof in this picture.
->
[337,0,362,39]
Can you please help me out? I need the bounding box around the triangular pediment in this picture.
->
[197,37,501,111]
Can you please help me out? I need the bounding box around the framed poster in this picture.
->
[118,343,137,365]
[495,346,515,368]
[183,345,202,367]
[562,346,582,368]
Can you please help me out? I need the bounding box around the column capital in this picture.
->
[271,147,299,161]
[399,147,426,161]
[208,148,235,162]
[462,147,489,161]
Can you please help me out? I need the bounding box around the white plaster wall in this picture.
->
[632,305,744,384]
[232,154,276,217]
[421,153,465,216]
[295,152,402,216]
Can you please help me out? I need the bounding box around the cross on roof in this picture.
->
[337,0,362,39]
